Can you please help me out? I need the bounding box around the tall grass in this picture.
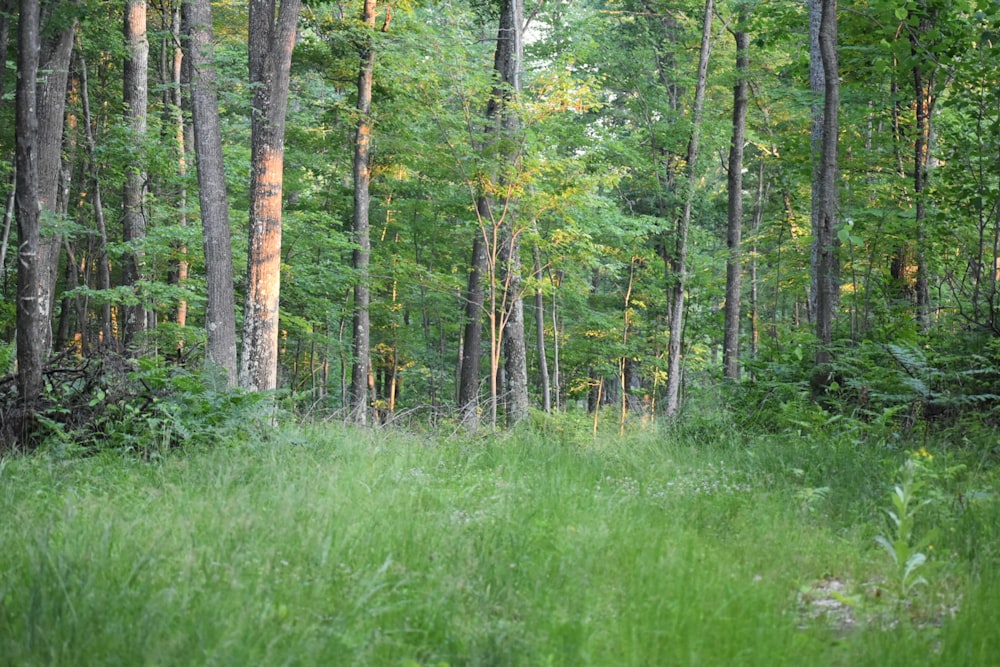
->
[0,423,997,665]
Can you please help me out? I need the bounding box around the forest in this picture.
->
[1,0,999,663]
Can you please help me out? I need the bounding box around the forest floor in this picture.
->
[1,417,998,665]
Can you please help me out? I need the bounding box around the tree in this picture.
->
[122,0,150,347]
[812,0,839,366]
[184,0,239,385]
[664,0,713,418]
[349,0,389,425]
[14,0,76,407]
[723,8,749,381]
[239,0,302,391]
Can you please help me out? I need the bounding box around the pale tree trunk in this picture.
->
[167,4,189,330]
[664,0,712,418]
[349,0,385,425]
[813,0,839,366]
[78,51,115,348]
[533,244,551,413]
[184,0,239,385]
[15,0,75,407]
[122,0,149,348]
[723,21,748,381]
[239,0,301,391]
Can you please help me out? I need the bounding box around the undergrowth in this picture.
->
[1,415,997,666]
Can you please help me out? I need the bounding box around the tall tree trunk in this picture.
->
[909,6,933,330]
[168,4,189,330]
[813,0,839,366]
[664,0,713,418]
[15,0,45,404]
[495,0,528,426]
[239,0,301,391]
[348,0,381,425]
[533,244,551,413]
[184,0,239,384]
[723,21,749,381]
[122,0,150,348]
[15,0,75,407]
[77,52,115,348]
[458,232,487,426]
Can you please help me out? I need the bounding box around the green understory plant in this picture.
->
[874,453,939,603]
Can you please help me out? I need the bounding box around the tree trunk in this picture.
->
[16,0,45,402]
[122,0,150,348]
[533,245,551,413]
[495,0,528,425]
[239,0,301,391]
[723,21,748,381]
[184,0,239,384]
[458,232,487,426]
[813,0,839,366]
[665,0,713,418]
[77,52,115,348]
[501,226,529,424]
[15,0,76,407]
[349,0,381,425]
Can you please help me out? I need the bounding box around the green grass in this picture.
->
[0,423,997,666]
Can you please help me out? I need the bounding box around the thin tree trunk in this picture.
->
[122,0,150,347]
[239,0,301,391]
[723,21,748,381]
[533,245,551,413]
[665,0,713,418]
[349,0,382,425]
[77,52,115,347]
[910,11,932,330]
[184,0,239,384]
[169,4,189,330]
[0,168,14,280]
[813,0,839,366]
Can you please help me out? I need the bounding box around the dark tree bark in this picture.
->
[813,0,839,365]
[665,0,713,418]
[122,0,150,347]
[458,232,487,426]
[495,0,528,426]
[239,0,301,391]
[15,0,45,403]
[184,0,239,385]
[15,0,75,406]
[723,22,749,381]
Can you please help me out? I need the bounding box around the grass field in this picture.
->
[1,419,998,666]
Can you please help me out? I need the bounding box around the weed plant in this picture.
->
[0,419,997,666]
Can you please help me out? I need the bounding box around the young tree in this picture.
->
[349,0,389,425]
[723,9,749,381]
[665,0,713,418]
[184,0,238,385]
[239,0,301,391]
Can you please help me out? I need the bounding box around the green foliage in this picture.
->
[1,425,997,664]
[33,357,270,458]
[874,455,940,601]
